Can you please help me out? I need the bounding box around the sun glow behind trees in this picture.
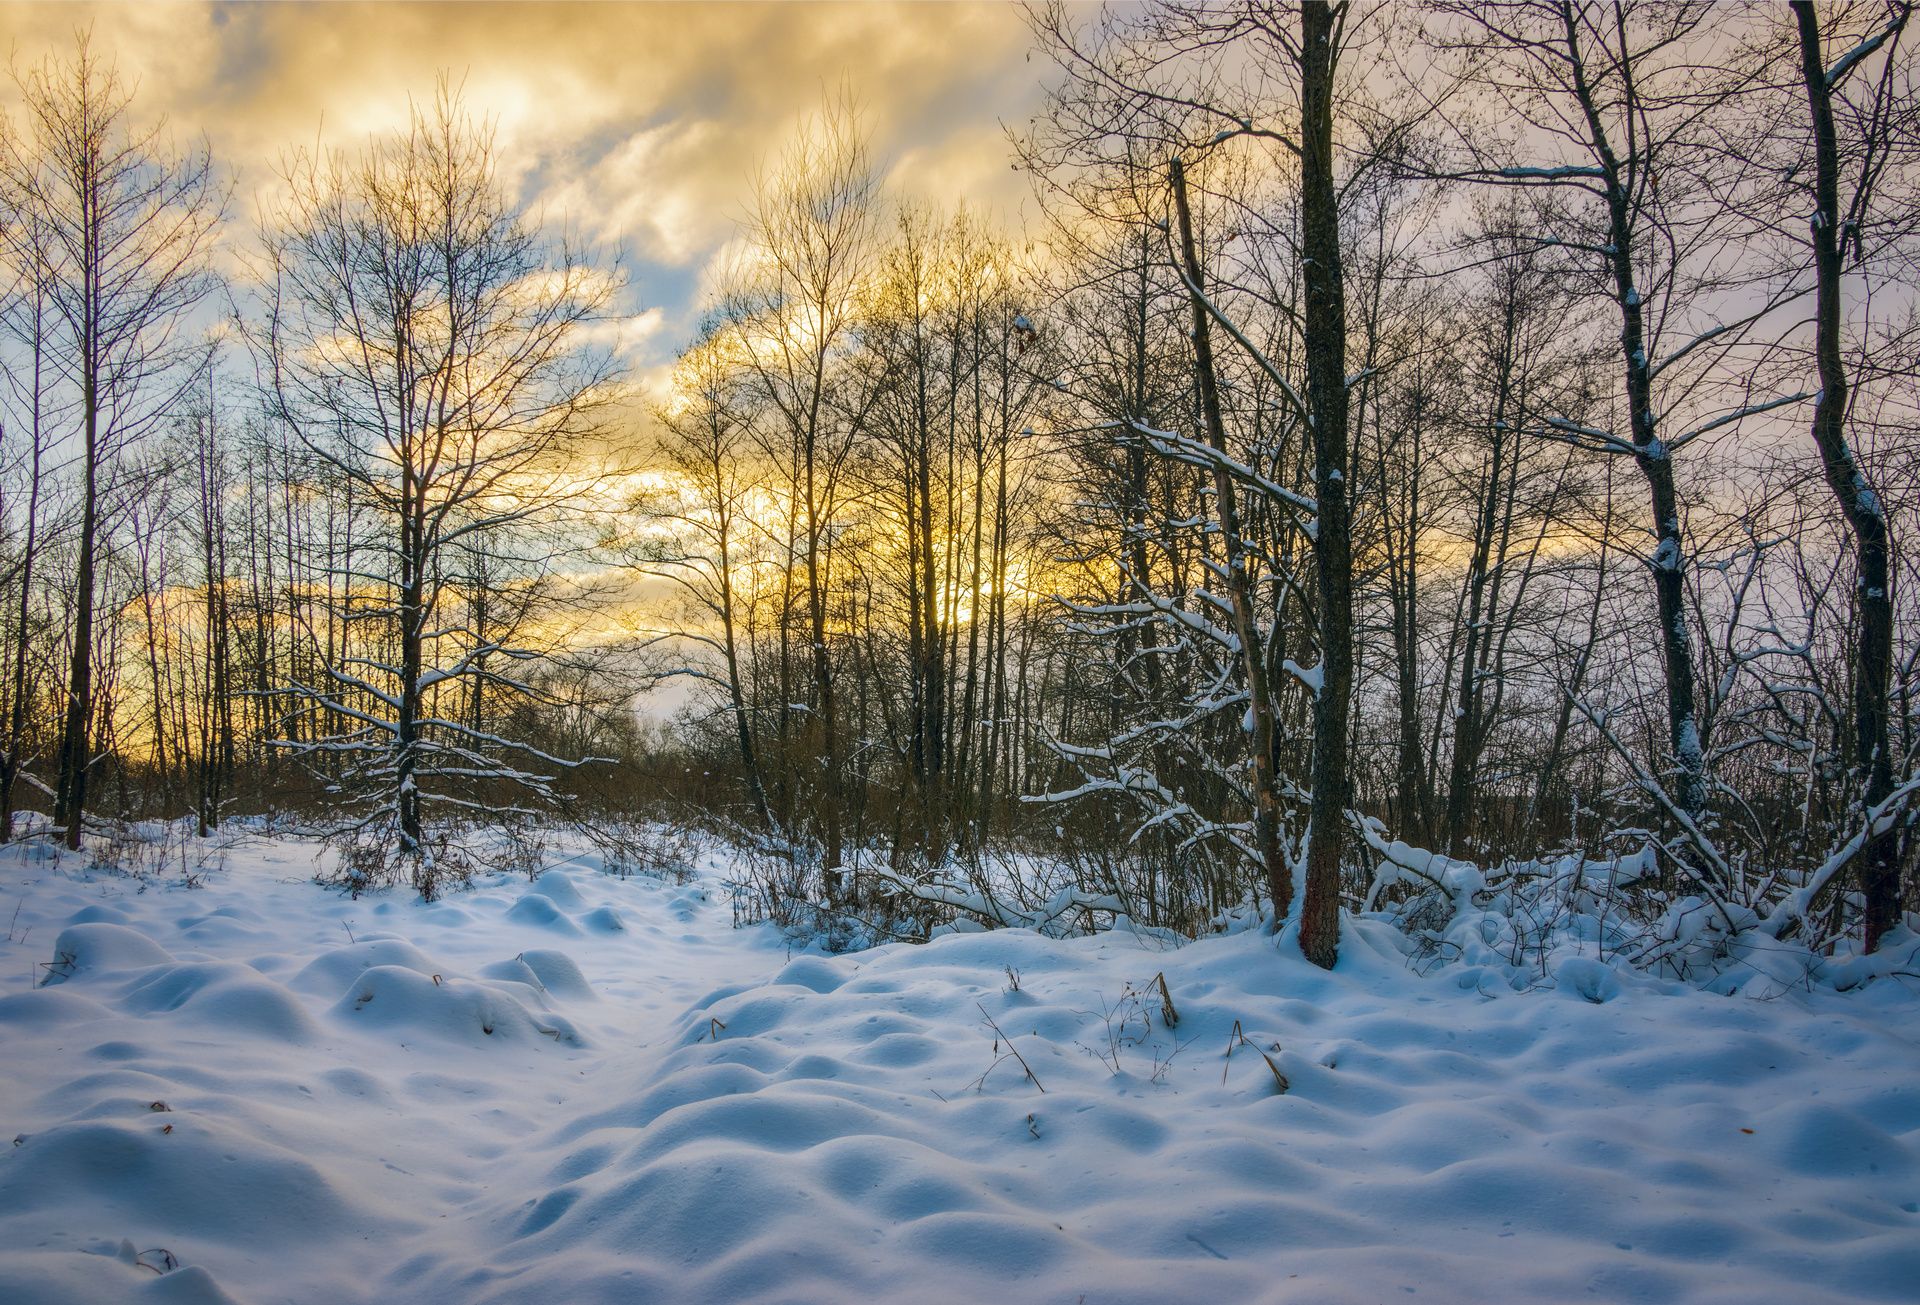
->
[0,3,1914,965]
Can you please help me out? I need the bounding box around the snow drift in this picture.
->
[0,842,1914,1304]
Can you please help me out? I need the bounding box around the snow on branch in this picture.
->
[1762,777,1920,938]
[1666,392,1812,452]
[1165,257,1312,426]
[1826,7,1910,90]
[1532,416,1638,458]
[1126,419,1318,517]
[1571,697,1741,932]
[862,862,1126,934]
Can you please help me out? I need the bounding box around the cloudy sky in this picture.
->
[1,0,1051,397]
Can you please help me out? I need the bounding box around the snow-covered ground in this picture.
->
[0,834,1916,1305]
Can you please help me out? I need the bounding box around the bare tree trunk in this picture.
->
[804,407,844,873]
[1531,486,1614,844]
[1170,156,1292,925]
[1561,3,1709,823]
[1,274,49,843]
[1793,0,1902,951]
[396,463,425,854]
[136,533,172,818]
[1444,295,1519,852]
[718,505,773,832]
[54,358,99,851]
[1299,0,1352,969]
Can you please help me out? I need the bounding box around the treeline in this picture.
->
[1,7,1917,964]
[643,1,1920,965]
[0,47,635,894]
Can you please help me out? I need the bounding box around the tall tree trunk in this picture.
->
[1298,0,1352,969]
[1794,0,1902,951]
[1444,303,1518,852]
[1170,156,1292,925]
[54,353,99,852]
[1,277,48,844]
[1390,389,1426,841]
[396,468,425,857]
[803,402,843,873]
[1563,3,1709,825]
[718,500,773,832]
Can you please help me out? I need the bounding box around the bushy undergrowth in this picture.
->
[709,815,1918,998]
[53,802,1914,999]
[1357,820,1920,997]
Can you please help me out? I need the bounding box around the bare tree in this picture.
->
[1439,1,1817,870]
[636,318,776,833]
[0,190,62,841]
[256,84,618,892]
[1789,0,1913,951]
[721,93,879,876]
[0,31,222,849]
[1024,0,1393,966]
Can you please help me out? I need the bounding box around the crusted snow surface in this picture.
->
[1,835,1917,1304]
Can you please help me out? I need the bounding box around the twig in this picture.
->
[975,1002,1046,1093]
[1221,1019,1289,1093]
[1150,971,1179,1027]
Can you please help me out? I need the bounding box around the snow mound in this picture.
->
[173,905,268,947]
[0,1249,242,1305]
[0,1114,363,1242]
[328,964,586,1047]
[290,937,440,994]
[523,872,587,910]
[40,924,174,985]
[666,886,708,921]
[64,904,135,926]
[1551,954,1622,1003]
[505,894,583,934]
[0,986,117,1028]
[120,961,322,1042]
[481,949,596,1001]
[581,905,625,933]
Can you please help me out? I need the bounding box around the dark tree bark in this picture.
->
[1792,0,1904,952]
[52,299,99,850]
[1558,3,1709,823]
[1170,155,1292,923]
[0,258,50,843]
[1299,0,1352,970]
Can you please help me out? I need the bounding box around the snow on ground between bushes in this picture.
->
[0,838,1915,1304]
